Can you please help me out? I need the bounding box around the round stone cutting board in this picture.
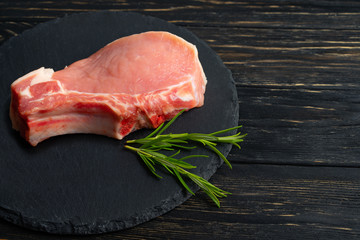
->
[0,11,239,234]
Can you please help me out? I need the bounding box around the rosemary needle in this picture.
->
[124,110,246,207]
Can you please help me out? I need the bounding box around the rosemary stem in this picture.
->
[123,110,246,207]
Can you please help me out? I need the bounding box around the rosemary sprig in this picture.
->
[124,145,230,207]
[124,110,246,207]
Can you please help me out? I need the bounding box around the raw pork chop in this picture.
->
[10,31,207,146]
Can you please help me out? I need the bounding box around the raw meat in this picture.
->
[10,31,207,146]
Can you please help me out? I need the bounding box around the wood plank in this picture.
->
[1,1,360,29]
[231,86,360,166]
[188,27,360,85]
[1,163,360,239]
[185,27,360,166]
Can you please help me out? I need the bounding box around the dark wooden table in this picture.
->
[1,1,360,239]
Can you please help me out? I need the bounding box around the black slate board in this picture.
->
[0,11,238,234]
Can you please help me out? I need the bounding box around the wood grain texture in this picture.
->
[1,0,360,239]
[187,27,360,166]
[1,164,360,239]
[1,0,360,29]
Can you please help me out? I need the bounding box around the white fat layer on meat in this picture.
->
[177,91,194,102]
[20,86,32,98]
[15,67,57,98]
[56,80,66,93]
[12,67,45,85]
[188,75,198,103]
[12,67,54,86]
[41,80,66,96]
[21,80,66,99]
[30,68,55,86]
[168,77,196,102]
